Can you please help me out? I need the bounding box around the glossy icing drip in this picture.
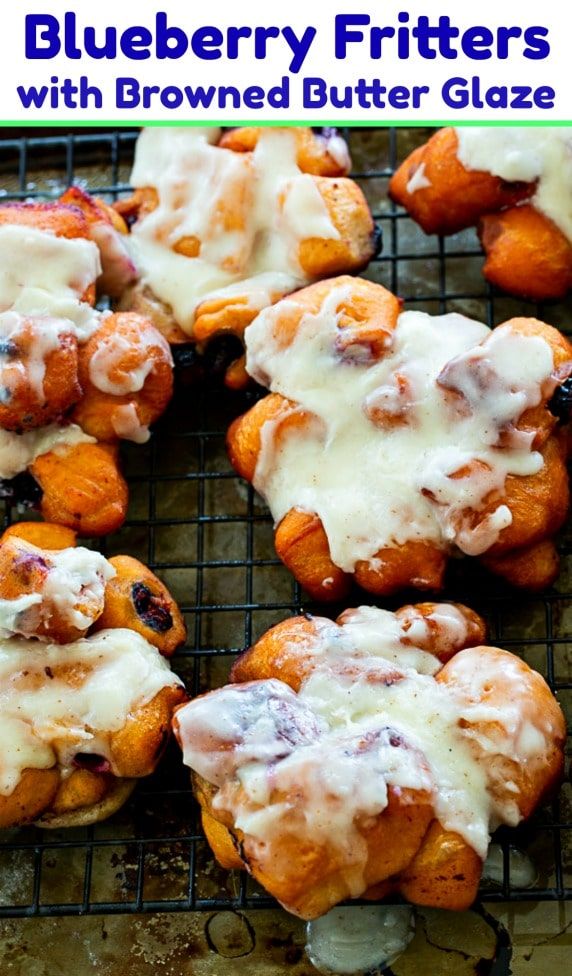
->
[128,127,341,333]
[245,288,554,569]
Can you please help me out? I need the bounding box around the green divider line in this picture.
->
[0,119,571,128]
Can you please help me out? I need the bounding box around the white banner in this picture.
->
[0,0,570,123]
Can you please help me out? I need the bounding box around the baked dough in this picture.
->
[116,127,378,387]
[174,603,565,918]
[389,127,572,301]
[0,199,174,534]
[227,276,572,598]
[0,521,186,828]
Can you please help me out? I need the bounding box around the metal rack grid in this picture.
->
[0,127,570,919]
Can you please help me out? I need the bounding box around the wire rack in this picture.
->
[0,127,570,919]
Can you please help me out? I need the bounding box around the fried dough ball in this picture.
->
[0,313,81,431]
[0,201,97,306]
[0,201,89,240]
[0,660,186,829]
[227,278,572,598]
[93,554,186,656]
[0,523,185,655]
[71,312,174,442]
[388,127,572,301]
[479,205,572,302]
[0,524,186,828]
[0,200,174,537]
[115,127,378,388]
[30,441,128,537]
[231,602,487,690]
[174,604,565,918]
[0,534,112,643]
[0,521,77,550]
[388,128,532,236]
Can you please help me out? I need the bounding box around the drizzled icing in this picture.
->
[128,127,341,334]
[0,223,103,461]
[0,311,76,402]
[245,288,556,568]
[0,628,183,795]
[0,218,168,457]
[455,128,572,243]
[0,224,103,341]
[88,323,172,395]
[175,605,559,889]
[109,403,150,444]
[0,545,116,639]
[0,423,94,480]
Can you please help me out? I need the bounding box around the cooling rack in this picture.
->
[0,127,570,919]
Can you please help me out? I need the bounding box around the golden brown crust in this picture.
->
[0,528,184,650]
[30,441,129,537]
[480,206,572,302]
[59,186,129,237]
[437,646,566,818]
[0,198,171,536]
[227,280,572,597]
[0,521,77,550]
[354,541,447,596]
[398,821,483,911]
[480,539,560,591]
[0,535,99,642]
[0,768,60,829]
[93,554,186,656]
[35,778,137,829]
[0,524,186,827]
[187,622,565,918]
[201,809,244,870]
[195,769,433,919]
[298,179,375,279]
[231,603,488,691]
[110,684,187,778]
[1,687,186,828]
[0,319,81,432]
[50,767,112,815]
[71,312,174,442]
[115,130,377,386]
[0,201,90,241]
[388,127,532,236]
[389,127,572,301]
[275,509,351,603]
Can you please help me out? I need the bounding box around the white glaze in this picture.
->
[128,128,341,334]
[319,132,352,173]
[176,606,558,894]
[455,128,572,243]
[41,546,116,631]
[88,220,137,297]
[88,323,172,395]
[0,628,182,795]
[0,311,75,402]
[481,844,538,888]
[306,905,414,975]
[0,423,95,480]
[245,289,555,569]
[406,162,431,194]
[0,594,42,639]
[0,225,102,341]
[0,545,115,639]
[109,403,150,444]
